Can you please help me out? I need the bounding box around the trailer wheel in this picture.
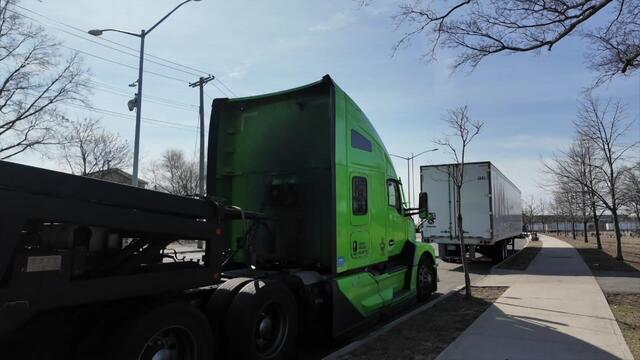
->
[227,280,298,360]
[110,302,214,360]
[417,254,436,302]
[493,241,507,262]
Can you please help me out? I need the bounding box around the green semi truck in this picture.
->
[0,75,437,360]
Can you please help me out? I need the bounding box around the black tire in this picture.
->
[417,254,436,302]
[227,280,298,360]
[207,277,254,329]
[109,302,214,360]
[493,241,507,263]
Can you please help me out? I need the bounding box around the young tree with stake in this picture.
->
[435,105,483,298]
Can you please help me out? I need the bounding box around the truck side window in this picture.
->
[351,129,372,152]
[352,176,368,215]
[387,180,402,214]
[387,181,397,207]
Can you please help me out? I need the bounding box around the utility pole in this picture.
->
[189,75,215,196]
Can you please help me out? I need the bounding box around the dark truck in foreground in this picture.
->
[0,76,437,360]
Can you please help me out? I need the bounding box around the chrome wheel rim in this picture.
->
[255,302,288,358]
[418,263,432,291]
[138,326,196,360]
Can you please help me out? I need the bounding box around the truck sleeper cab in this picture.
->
[209,75,437,352]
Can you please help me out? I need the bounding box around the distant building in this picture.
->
[85,168,148,189]
[529,214,639,233]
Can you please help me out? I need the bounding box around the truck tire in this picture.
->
[227,280,298,360]
[417,254,436,302]
[493,241,507,263]
[207,277,254,328]
[109,302,214,360]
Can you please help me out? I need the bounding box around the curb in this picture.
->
[321,284,466,360]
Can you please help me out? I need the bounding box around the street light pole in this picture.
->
[88,0,201,187]
[132,29,145,187]
[391,148,439,208]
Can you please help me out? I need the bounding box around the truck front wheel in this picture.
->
[110,302,214,360]
[417,255,436,302]
[227,280,298,360]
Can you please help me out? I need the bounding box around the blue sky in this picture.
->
[13,0,640,203]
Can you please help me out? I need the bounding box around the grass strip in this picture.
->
[606,294,640,359]
[341,286,507,360]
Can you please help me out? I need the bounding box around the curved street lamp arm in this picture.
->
[97,28,141,37]
[413,148,439,158]
[390,153,409,160]
[147,0,194,34]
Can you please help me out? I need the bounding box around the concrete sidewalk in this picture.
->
[436,235,634,360]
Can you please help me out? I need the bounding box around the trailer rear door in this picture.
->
[421,163,491,241]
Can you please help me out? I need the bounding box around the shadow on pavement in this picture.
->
[491,244,629,277]
[441,303,627,359]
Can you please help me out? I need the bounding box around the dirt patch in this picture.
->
[606,293,640,359]
[340,286,507,360]
[496,240,542,270]
[556,234,640,272]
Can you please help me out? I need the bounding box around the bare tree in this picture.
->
[0,0,88,159]
[537,198,547,232]
[576,95,636,259]
[622,162,640,228]
[434,105,483,298]
[389,0,639,85]
[150,149,199,196]
[523,195,538,232]
[546,95,636,259]
[59,118,131,176]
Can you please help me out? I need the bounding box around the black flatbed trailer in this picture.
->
[0,161,228,358]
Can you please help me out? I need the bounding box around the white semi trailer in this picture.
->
[420,161,523,262]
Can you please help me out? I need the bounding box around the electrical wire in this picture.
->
[62,102,199,132]
[90,85,198,113]
[87,79,198,109]
[59,44,189,84]
[14,4,237,97]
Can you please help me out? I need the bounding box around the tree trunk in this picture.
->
[456,185,472,298]
[591,201,602,249]
[583,220,588,243]
[571,221,576,239]
[612,208,623,261]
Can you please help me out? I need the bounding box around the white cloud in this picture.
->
[309,12,356,32]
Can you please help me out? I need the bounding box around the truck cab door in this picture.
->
[384,179,405,258]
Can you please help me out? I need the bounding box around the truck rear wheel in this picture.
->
[417,255,436,302]
[493,241,508,263]
[227,280,298,360]
[207,277,254,328]
[110,302,214,360]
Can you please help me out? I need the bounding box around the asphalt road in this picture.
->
[302,238,528,359]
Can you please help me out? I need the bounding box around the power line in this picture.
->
[88,79,198,109]
[14,4,237,96]
[63,102,198,132]
[59,44,189,84]
[89,85,198,113]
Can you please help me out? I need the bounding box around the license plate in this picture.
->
[446,245,456,250]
